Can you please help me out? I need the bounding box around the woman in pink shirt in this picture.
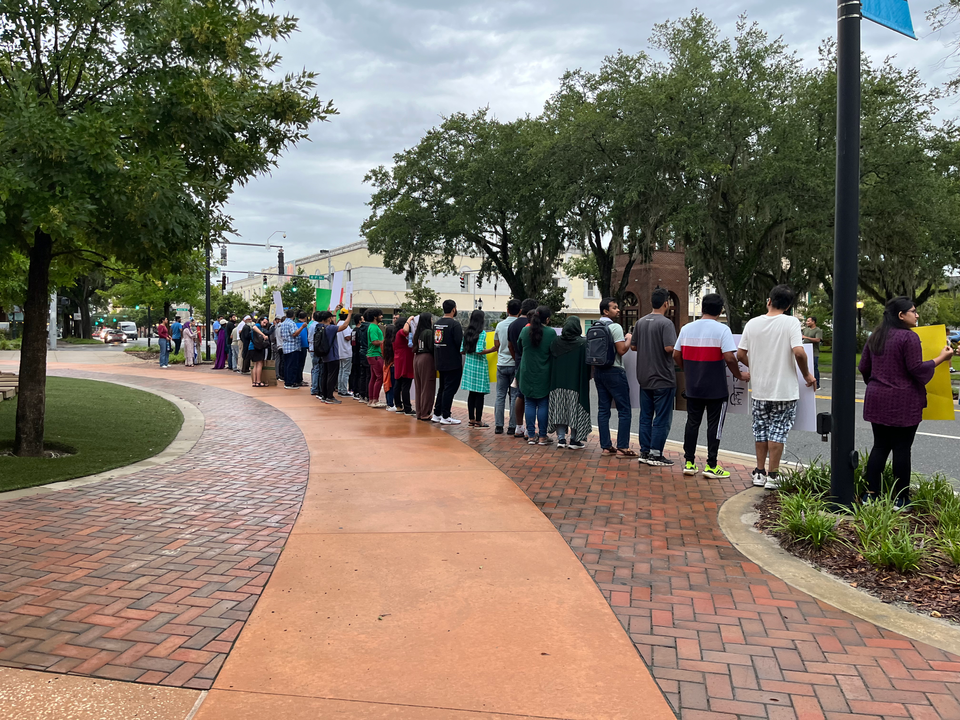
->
[393,315,415,415]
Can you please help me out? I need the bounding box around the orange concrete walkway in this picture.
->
[2,358,675,720]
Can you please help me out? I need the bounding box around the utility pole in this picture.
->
[205,240,212,362]
[829,0,862,508]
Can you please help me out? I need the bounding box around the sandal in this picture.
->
[473,422,490,429]
[616,448,639,458]
[601,447,618,456]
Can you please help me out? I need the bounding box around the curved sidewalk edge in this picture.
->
[719,486,960,655]
[0,378,204,501]
[53,365,675,720]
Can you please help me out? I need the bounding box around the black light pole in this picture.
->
[147,306,152,348]
[830,0,862,508]
[205,241,212,362]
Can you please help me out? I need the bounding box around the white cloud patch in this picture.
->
[223,0,957,275]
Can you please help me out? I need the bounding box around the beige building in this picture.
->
[229,240,609,321]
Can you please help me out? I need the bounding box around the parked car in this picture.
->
[948,329,960,344]
[102,328,127,344]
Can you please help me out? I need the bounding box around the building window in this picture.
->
[585,280,598,298]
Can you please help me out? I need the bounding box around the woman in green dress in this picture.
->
[461,309,496,427]
[517,306,555,445]
[548,316,591,449]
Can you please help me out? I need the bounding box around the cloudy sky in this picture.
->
[222,0,960,277]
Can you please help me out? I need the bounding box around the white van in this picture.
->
[117,321,138,342]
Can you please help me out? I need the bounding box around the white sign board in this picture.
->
[73,313,81,321]
[272,291,284,318]
[344,281,354,309]
[725,336,817,433]
[329,272,344,311]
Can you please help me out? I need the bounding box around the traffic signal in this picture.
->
[135,305,140,310]
[459,274,466,289]
[262,275,268,290]
[221,273,227,292]
[278,250,285,276]
[291,277,297,290]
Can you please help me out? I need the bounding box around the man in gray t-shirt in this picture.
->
[630,289,679,466]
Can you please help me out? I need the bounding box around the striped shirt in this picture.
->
[677,318,737,400]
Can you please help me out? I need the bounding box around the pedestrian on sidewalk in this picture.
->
[463,309,496,427]
[859,297,954,507]
[507,298,538,439]
[213,316,228,369]
[239,315,253,374]
[248,318,268,386]
[737,285,815,489]
[591,297,636,458]
[224,315,237,371]
[414,312,436,421]
[280,309,301,389]
[366,308,386,407]
[802,316,824,389]
[309,310,322,396]
[673,293,749,479]
[157,317,171,368]
[271,315,284,384]
[182,320,196,367]
[355,310,370,402]
[433,300,464,425]
[631,288,678,467]
[493,299,521,435]
[393,315,415,414]
[548,315,590,449]
[295,311,310,385]
[337,310,354,397]
[171,317,182,355]
[383,323,397,410]
[320,308,351,403]
[518,305,555,445]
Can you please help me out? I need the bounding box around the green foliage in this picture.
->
[0,338,22,351]
[280,269,318,314]
[852,496,928,573]
[936,525,960,565]
[776,459,831,497]
[401,280,442,317]
[774,490,842,550]
[911,474,957,517]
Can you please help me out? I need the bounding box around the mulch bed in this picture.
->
[755,493,960,624]
[126,351,160,361]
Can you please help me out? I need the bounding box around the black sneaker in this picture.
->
[327,398,342,405]
[646,455,675,467]
[567,440,585,450]
[637,451,651,465]
[495,427,504,435]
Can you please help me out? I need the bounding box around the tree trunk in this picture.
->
[14,230,53,457]
[80,303,92,339]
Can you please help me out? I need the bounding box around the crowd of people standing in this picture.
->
[153,285,952,506]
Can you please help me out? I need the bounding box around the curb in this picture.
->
[718,486,960,655]
[0,379,204,501]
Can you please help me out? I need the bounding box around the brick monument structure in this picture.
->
[612,249,689,334]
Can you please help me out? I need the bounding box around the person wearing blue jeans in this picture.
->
[158,337,170,368]
[524,396,549,442]
[639,388,676,460]
[594,365,633,451]
[495,365,518,432]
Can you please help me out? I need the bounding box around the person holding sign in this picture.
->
[859,297,954,508]
[737,285,815,490]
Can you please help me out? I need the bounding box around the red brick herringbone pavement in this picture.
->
[443,415,960,720]
[0,371,308,689]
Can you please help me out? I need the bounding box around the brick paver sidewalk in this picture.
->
[0,371,308,689]
[443,416,960,720]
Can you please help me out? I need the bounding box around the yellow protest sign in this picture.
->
[912,325,956,421]
[485,331,498,382]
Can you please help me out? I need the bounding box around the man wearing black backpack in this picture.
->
[315,307,351,403]
[588,298,637,457]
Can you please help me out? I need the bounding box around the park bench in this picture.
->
[0,372,19,402]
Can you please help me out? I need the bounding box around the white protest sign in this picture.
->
[272,291,284,318]
[726,336,817,433]
[344,281,354,309]
[329,272,344,311]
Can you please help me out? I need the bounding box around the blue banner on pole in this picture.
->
[861,0,917,39]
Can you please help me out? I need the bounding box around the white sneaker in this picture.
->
[764,473,781,491]
[751,469,767,487]
[386,406,398,413]
[431,415,442,423]
[440,417,461,425]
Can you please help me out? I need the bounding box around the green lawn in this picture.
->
[0,377,183,492]
[59,337,103,345]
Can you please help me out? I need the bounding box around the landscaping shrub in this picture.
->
[936,526,960,565]
[774,489,841,550]
[776,459,831,497]
[911,473,956,517]
[851,496,928,573]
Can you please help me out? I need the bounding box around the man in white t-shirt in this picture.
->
[492,299,521,434]
[336,309,354,396]
[737,285,816,490]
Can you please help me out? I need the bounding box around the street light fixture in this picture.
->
[265,231,287,250]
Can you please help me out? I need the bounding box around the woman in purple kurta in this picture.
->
[214,320,227,369]
[858,297,954,505]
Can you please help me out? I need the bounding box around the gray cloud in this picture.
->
[224,0,955,276]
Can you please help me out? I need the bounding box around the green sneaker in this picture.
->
[703,464,730,479]
[683,461,698,476]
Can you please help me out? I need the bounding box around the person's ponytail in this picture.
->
[529,305,552,347]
